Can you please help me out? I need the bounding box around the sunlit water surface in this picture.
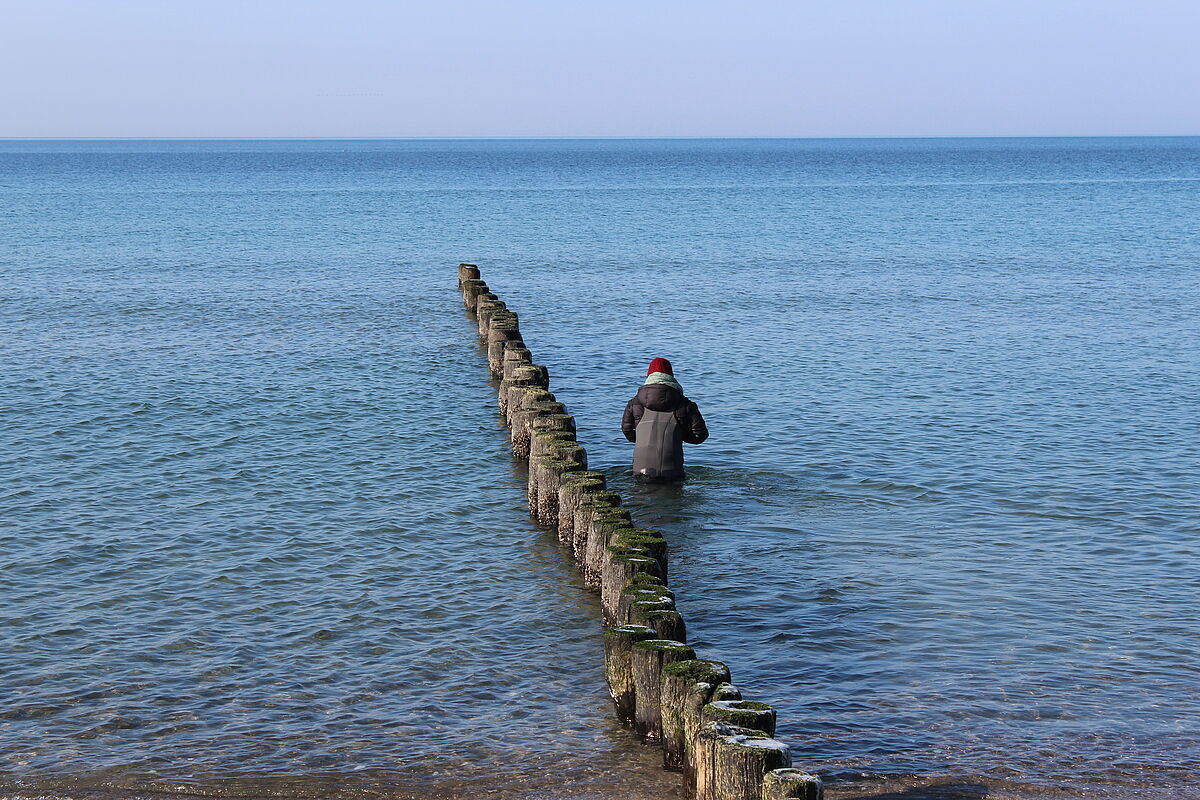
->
[2,138,1198,799]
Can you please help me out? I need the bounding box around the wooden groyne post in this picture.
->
[455,262,823,800]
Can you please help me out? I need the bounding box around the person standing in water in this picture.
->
[622,357,709,482]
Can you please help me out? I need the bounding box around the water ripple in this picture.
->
[4,137,1200,799]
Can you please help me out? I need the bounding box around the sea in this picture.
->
[1,137,1197,800]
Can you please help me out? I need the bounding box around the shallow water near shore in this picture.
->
[2,137,1198,799]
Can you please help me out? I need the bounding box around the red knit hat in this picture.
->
[647,357,673,376]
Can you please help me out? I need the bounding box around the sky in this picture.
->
[1,0,1198,138]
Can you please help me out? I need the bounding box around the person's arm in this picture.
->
[621,397,642,442]
[680,400,709,444]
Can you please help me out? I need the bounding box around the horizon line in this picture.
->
[2,134,1199,142]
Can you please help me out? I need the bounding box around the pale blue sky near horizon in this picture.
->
[2,0,1198,138]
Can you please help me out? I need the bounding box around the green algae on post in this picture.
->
[612,528,668,578]
[714,682,743,701]
[529,429,577,460]
[556,471,605,550]
[617,583,675,624]
[601,547,661,622]
[762,768,824,800]
[476,295,505,340]
[501,346,533,380]
[694,721,790,800]
[486,317,521,376]
[531,412,575,435]
[603,624,658,722]
[631,638,696,741]
[660,659,733,773]
[583,510,634,590]
[629,605,685,642]
[702,699,777,737]
[499,364,548,418]
[573,490,623,572]
[531,455,585,528]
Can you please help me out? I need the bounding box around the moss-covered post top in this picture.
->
[562,469,605,485]
[623,573,667,589]
[697,719,790,753]
[613,531,667,562]
[608,549,660,569]
[704,699,777,736]
[512,364,544,382]
[578,490,622,509]
[709,699,774,713]
[631,639,695,656]
[662,658,731,684]
[535,429,577,444]
[532,413,576,431]
[630,599,677,619]
[547,442,586,468]
[522,389,555,406]
[593,507,634,525]
[715,728,790,759]
[763,768,824,800]
[713,683,742,701]
[604,624,657,641]
[621,585,675,604]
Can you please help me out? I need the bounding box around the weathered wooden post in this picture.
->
[584,511,636,589]
[630,605,686,642]
[693,722,791,800]
[631,639,696,741]
[506,396,538,450]
[573,489,623,571]
[504,367,549,419]
[762,769,824,800]
[508,391,558,457]
[499,364,549,419]
[530,411,574,440]
[618,580,675,625]
[659,659,731,772]
[532,446,587,529]
[529,429,576,460]
[457,262,480,288]
[603,624,658,722]
[701,700,777,737]
[714,683,742,701]
[501,345,533,381]
[462,278,488,312]
[612,528,668,581]
[486,313,522,376]
[599,548,660,619]
[476,294,505,340]
[528,431,579,516]
[600,533,666,620]
[557,471,606,549]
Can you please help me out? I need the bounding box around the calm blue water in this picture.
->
[2,138,1198,800]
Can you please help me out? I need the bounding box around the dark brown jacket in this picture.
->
[621,384,709,444]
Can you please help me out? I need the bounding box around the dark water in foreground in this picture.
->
[2,138,1198,799]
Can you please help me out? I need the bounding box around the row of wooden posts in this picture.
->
[457,263,823,800]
